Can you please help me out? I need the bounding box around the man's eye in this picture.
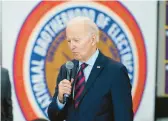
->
[74,39,79,42]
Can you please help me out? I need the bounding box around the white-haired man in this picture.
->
[48,16,133,121]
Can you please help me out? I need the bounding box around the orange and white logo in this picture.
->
[13,1,147,120]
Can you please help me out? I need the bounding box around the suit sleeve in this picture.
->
[47,65,68,121]
[110,65,133,121]
[5,70,13,121]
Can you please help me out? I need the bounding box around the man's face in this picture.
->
[66,23,95,62]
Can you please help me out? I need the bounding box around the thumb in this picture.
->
[71,78,74,84]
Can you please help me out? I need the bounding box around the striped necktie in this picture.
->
[74,63,88,108]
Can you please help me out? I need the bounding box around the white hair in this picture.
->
[66,16,99,42]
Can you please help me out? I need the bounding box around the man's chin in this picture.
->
[73,56,80,61]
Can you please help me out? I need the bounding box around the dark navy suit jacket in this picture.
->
[48,52,133,121]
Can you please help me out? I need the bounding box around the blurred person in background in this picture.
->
[31,118,49,121]
[1,67,13,121]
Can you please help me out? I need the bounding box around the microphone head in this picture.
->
[65,61,74,70]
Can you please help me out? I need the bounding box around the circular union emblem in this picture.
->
[13,1,147,120]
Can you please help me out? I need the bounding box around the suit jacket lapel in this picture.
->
[78,51,107,106]
[71,59,79,94]
[72,59,79,81]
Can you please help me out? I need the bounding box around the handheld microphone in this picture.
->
[63,61,74,103]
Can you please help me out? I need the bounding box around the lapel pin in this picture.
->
[97,66,101,68]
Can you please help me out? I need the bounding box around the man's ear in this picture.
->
[91,34,96,46]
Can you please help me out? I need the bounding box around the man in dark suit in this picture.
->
[1,67,13,121]
[48,16,133,121]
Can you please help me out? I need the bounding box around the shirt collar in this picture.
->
[79,49,99,67]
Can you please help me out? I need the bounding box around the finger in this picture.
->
[59,80,70,87]
[62,84,72,89]
[62,87,71,92]
[58,82,63,88]
[62,80,71,85]
[71,78,74,84]
[59,88,71,94]
[62,86,71,92]
[59,84,71,93]
[62,89,71,95]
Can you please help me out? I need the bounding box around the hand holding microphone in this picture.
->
[58,79,73,103]
[58,61,74,104]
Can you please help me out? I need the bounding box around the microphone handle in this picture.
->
[63,69,71,103]
[63,93,69,104]
[66,69,70,81]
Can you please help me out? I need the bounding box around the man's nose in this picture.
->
[70,41,75,50]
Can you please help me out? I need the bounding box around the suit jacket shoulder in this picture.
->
[105,56,125,70]
[1,67,10,92]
